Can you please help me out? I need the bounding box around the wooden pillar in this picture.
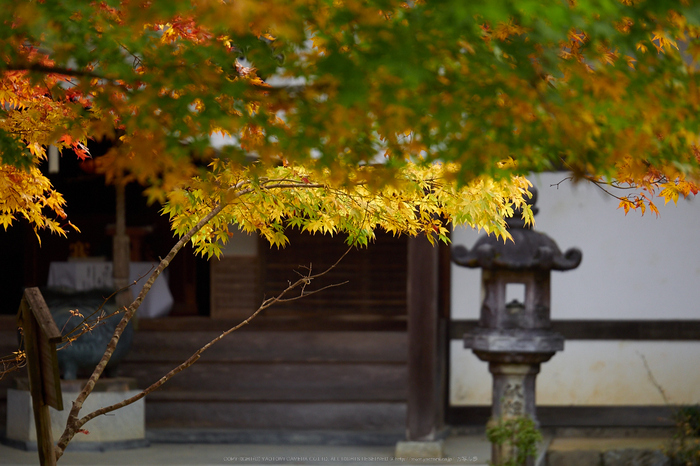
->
[406,235,446,441]
[113,182,133,309]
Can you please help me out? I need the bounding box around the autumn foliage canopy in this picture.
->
[1,0,699,249]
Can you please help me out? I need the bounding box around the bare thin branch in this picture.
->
[550,176,574,190]
[58,275,148,344]
[73,247,351,428]
[274,280,349,303]
[552,175,645,203]
[54,197,231,459]
[0,352,26,380]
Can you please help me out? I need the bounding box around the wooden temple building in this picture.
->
[0,148,451,443]
[1,149,699,443]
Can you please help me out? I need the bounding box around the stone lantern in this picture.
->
[452,188,581,463]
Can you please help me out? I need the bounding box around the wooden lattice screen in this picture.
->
[210,231,408,322]
[262,231,408,320]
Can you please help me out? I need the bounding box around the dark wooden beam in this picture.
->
[131,315,407,332]
[450,319,700,341]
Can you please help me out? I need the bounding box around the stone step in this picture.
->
[546,437,670,466]
[146,400,407,431]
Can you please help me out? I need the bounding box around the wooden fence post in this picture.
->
[17,287,63,466]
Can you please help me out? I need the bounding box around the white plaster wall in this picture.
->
[452,172,700,320]
[450,340,700,406]
[450,172,700,406]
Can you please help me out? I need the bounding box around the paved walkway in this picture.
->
[1,431,676,465]
[0,435,492,466]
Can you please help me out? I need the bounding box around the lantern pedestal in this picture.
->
[467,328,564,421]
[469,335,561,466]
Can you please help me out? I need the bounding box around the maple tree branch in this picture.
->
[3,63,103,79]
[54,197,231,459]
[118,42,144,69]
[65,247,351,438]
[261,182,325,190]
[552,175,637,202]
[551,174,666,216]
[585,179,646,203]
[53,179,341,459]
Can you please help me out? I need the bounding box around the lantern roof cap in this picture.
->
[452,187,582,272]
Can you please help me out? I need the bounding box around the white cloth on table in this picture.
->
[47,261,173,318]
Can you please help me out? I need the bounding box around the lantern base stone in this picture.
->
[4,378,147,451]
